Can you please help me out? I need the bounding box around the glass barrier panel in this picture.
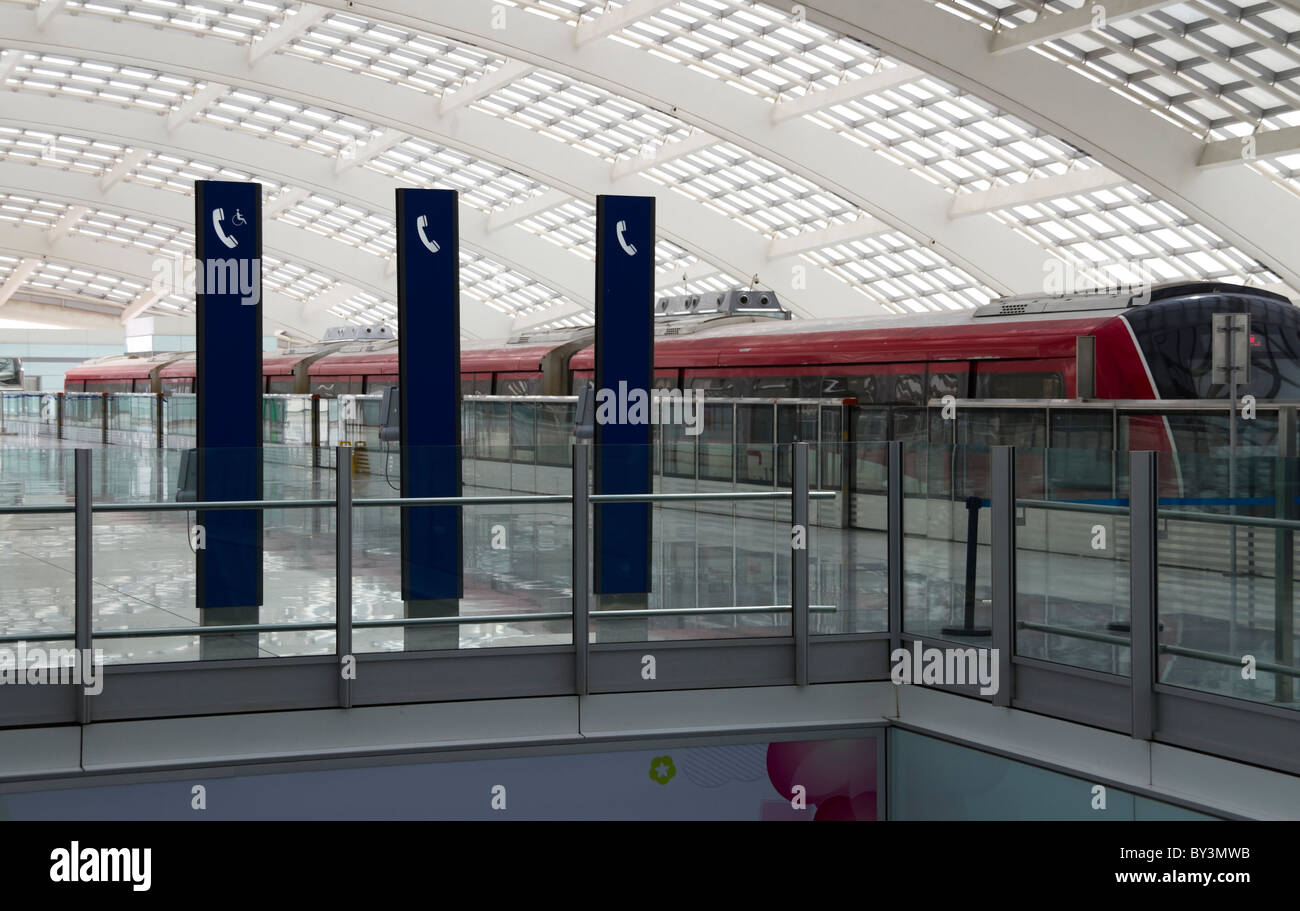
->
[902,443,993,646]
[352,443,573,653]
[90,446,338,664]
[1015,447,1131,675]
[0,448,76,650]
[1156,452,1298,709]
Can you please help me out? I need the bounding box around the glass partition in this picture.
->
[1156,452,1299,709]
[1015,447,1131,675]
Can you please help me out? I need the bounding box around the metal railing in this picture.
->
[0,437,1296,777]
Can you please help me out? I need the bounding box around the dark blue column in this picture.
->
[396,188,462,650]
[593,195,655,599]
[194,180,263,658]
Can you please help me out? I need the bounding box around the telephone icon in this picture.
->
[615,219,637,256]
[212,208,238,249]
[417,215,440,254]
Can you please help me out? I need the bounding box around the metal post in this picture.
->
[336,445,353,709]
[990,445,1015,707]
[1129,451,1158,740]
[100,391,108,444]
[74,449,92,724]
[155,392,164,450]
[56,391,64,440]
[888,441,903,655]
[573,443,589,696]
[311,395,321,469]
[1229,388,1239,657]
[1275,407,1295,704]
[792,440,809,686]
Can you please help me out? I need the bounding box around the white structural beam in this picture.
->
[439,60,532,115]
[0,161,395,304]
[1201,126,1300,169]
[0,258,40,308]
[34,0,67,29]
[266,185,310,218]
[0,223,334,338]
[305,0,1052,298]
[485,189,573,232]
[0,20,869,320]
[45,204,88,243]
[947,167,1127,218]
[575,0,677,45]
[510,301,588,332]
[100,148,150,192]
[119,288,167,324]
[250,3,328,65]
[990,1,1172,55]
[0,93,595,322]
[772,64,925,123]
[3,297,122,329]
[168,82,228,133]
[0,50,23,83]
[611,132,717,180]
[768,217,890,259]
[335,127,405,175]
[760,0,1300,295]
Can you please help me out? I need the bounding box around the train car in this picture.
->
[65,281,1299,435]
[62,352,189,393]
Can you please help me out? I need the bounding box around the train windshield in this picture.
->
[0,358,18,385]
[1124,292,1300,400]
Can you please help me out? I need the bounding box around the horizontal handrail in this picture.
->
[0,489,839,516]
[1017,619,1130,646]
[590,490,837,503]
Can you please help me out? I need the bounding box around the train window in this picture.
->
[267,377,296,394]
[85,379,132,393]
[652,374,679,390]
[311,376,361,397]
[690,375,752,397]
[927,370,966,400]
[975,372,1065,399]
[751,376,797,397]
[64,380,85,392]
[698,403,734,482]
[365,375,398,395]
[161,378,193,394]
[846,375,884,404]
[736,404,775,484]
[495,376,542,396]
[132,379,152,393]
[799,376,848,398]
[894,374,925,405]
[460,378,476,396]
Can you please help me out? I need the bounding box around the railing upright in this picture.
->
[792,441,809,686]
[74,448,92,724]
[572,443,589,696]
[336,445,353,708]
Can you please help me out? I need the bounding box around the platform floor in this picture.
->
[0,439,1294,709]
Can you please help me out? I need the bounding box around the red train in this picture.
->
[64,282,1300,443]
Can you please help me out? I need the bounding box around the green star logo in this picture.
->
[649,755,676,785]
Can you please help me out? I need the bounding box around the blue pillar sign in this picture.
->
[594,195,655,595]
[397,188,462,603]
[194,180,263,610]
